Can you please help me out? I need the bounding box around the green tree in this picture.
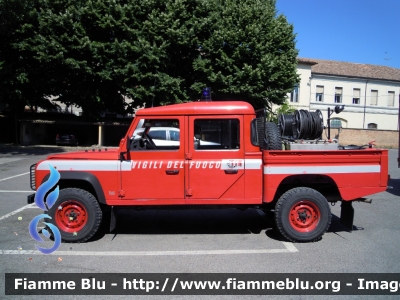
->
[0,0,56,142]
[1,0,299,123]
[268,100,296,123]
[16,0,208,114]
[191,0,299,109]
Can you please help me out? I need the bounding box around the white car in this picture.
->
[133,127,180,146]
[133,127,221,148]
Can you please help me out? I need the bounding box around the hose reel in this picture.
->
[278,109,324,140]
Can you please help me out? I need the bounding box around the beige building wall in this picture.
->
[283,62,400,132]
[293,64,313,110]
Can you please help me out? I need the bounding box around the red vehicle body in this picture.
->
[28,101,389,243]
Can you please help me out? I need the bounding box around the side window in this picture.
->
[194,119,240,150]
[131,119,180,150]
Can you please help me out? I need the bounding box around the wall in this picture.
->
[309,75,399,130]
[20,121,130,146]
[331,127,398,148]
[284,62,400,131]
[293,64,313,110]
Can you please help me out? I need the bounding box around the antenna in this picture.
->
[384,52,392,63]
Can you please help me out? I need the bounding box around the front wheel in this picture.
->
[274,187,331,242]
[47,188,102,242]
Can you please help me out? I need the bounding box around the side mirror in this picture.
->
[119,137,131,161]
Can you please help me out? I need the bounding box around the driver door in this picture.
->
[120,116,185,203]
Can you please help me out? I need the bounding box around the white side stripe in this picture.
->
[265,165,381,174]
[37,159,263,171]
[37,160,120,171]
[245,159,262,170]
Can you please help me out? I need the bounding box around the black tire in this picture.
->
[47,188,102,243]
[274,187,331,242]
[265,122,282,150]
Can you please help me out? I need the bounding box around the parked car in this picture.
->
[133,127,180,146]
[132,127,221,147]
[56,134,79,146]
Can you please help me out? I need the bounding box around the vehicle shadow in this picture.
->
[327,214,364,232]
[263,213,362,242]
[91,208,357,243]
[386,178,400,197]
[93,208,270,241]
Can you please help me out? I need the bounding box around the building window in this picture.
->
[367,123,377,129]
[290,84,298,103]
[353,88,360,104]
[388,91,395,107]
[330,118,342,129]
[334,87,342,103]
[316,85,324,102]
[370,90,378,105]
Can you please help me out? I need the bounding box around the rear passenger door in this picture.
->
[186,116,245,203]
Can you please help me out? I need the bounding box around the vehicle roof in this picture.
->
[135,101,255,116]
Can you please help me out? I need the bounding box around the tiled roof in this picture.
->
[298,58,400,82]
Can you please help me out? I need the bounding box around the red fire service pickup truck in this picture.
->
[28,99,388,243]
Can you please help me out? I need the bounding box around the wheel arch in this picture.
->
[272,174,341,204]
[41,171,106,204]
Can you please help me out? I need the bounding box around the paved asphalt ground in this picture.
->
[0,145,399,300]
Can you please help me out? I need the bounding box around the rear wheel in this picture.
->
[274,187,331,242]
[47,188,102,242]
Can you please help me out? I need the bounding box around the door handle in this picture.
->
[224,169,238,174]
[166,170,179,175]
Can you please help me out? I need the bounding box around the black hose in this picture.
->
[278,114,295,136]
[292,109,324,139]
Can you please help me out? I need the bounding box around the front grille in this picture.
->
[30,164,36,190]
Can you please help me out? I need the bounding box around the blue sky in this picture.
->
[276,0,400,69]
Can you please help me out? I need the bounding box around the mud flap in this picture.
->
[27,194,35,204]
[340,200,354,231]
[110,206,117,232]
